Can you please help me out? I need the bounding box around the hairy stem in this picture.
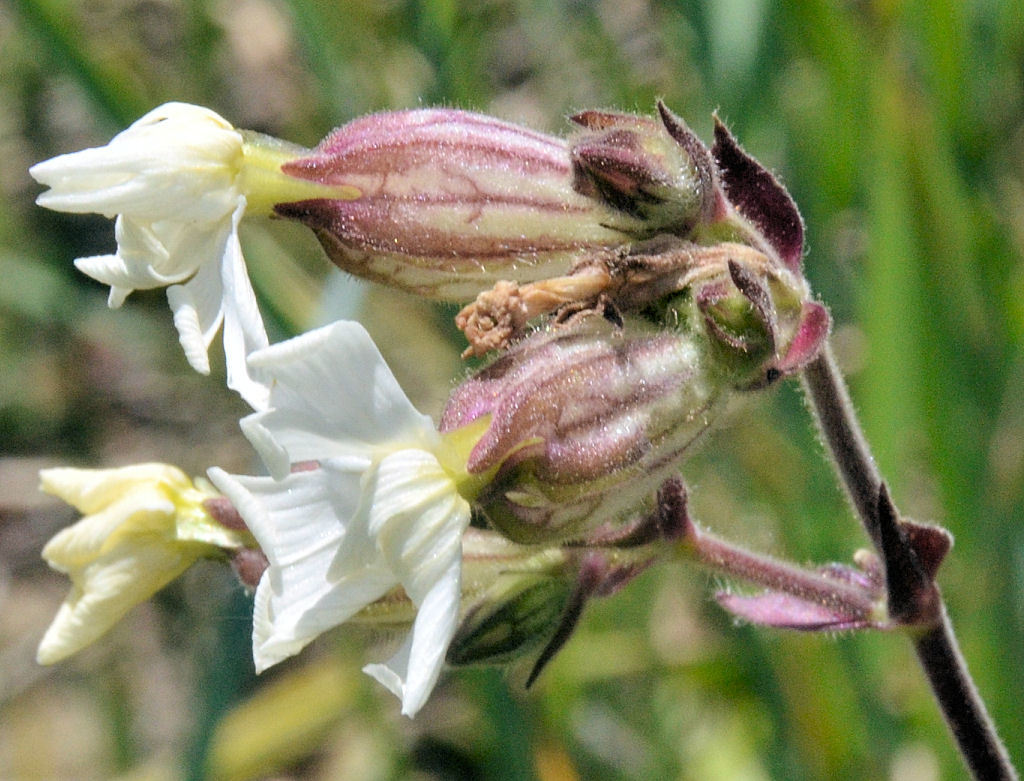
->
[800,344,883,550]
[801,343,1017,780]
[676,526,878,623]
[916,608,1017,780]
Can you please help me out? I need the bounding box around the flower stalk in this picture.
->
[645,478,885,631]
[801,343,1017,780]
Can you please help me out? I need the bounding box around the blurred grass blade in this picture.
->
[13,0,149,127]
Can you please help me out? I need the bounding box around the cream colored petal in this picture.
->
[37,539,203,664]
[41,491,176,571]
[39,464,190,515]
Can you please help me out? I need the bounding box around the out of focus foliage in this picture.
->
[2,1,1023,779]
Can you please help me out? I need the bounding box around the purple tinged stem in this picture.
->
[657,479,878,627]
[680,525,879,623]
[801,342,1017,780]
[915,613,1018,781]
[800,345,883,548]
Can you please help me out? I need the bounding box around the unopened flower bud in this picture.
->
[440,315,727,543]
[680,246,829,387]
[446,533,656,684]
[446,571,572,668]
[570,101,721,234]
[274,109,646,300]
[440,243,828,544]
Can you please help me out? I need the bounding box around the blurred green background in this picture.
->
[2,0,1023,778]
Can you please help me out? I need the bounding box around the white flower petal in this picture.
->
[238,415,292,481]
[207,466,355,569]
[209,324,470,716]
[252,563,396,672]
[30,103,270,394]
[118,217,203,280]
[108,285,131,308]
[161,199,268,386]
[321,461,382,579]
[74,252,156,295]
[219,200,270,410]
[402,561,461,712]
[242,321,436,477]
[359,450,468,716]
[31,102,242,223]
[167,241,226,375]
[369,450,470,604]
[208,465,396,672]
[75,216,229,305]
[72,216,190,291]
[364,554,461,717]
[111,216,172,276]
[362,638,412,706]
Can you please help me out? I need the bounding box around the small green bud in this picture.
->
[446,574,572,667]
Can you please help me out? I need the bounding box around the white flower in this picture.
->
[36,463,246,664]
[208,321,471,717]
[29,102,269,408]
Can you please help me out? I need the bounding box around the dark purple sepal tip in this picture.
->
[525,551,652,688]
[712,116,805,273]
[902,520,953,582]
[656,101,720,223]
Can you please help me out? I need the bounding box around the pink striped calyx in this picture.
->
[438,240,828,545]
[275,109,646,300]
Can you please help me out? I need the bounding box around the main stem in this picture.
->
[801,344,1017,781]
[800,345,883,551]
